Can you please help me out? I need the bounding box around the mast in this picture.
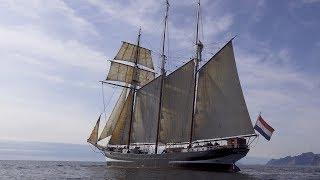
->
[127,28,141,149]
[155,0,170,154]
[189,0,202,148]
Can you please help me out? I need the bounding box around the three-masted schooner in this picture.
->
[87,0,257,172]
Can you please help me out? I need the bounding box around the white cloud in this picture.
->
[0,0,107,144]
[0,0,98,37]
[86,0,233,46]
[87,0,161,33]
[0,25,105,72]
[301,0,320,3]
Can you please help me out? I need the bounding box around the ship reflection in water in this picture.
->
[105,167,252,180]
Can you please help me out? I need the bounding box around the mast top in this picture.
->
[195,0,203,62]
[138,27,141,37]
[166,0,170,6]
[160,0,170,76]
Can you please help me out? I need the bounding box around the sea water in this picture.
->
[0,160,320,180]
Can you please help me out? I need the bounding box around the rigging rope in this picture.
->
[101,82,106,113]
[101,83,117,122]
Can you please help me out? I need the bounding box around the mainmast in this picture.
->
[155,0,170,154]
[127,28,142,149]
[189,0,203,148]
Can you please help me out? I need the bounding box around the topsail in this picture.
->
[115,41,154,70]
[106,61,155,87]
[106,42,155,87]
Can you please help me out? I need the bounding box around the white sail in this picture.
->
[131,76,162,143]
[159,60,195,143]
[98,87,128,141]
[109,90,134,145]
[193,41,254,140]
[115,41,154,70]
[87,115,101,145]
[106,61,155,87]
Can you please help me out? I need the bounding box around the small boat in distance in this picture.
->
[87,0,257,172]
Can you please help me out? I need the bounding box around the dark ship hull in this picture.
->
[102,146,249,172]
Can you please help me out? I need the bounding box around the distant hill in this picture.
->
[237,156,270,165]
[267,152,320,166]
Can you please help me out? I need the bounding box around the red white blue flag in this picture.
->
[254,115,274,141]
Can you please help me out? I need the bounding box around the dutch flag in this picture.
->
[254,115,274,141]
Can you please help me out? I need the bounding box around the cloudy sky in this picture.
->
[0,0,319,159]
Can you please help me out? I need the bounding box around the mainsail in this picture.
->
[87,115,101,145]
[159,60,195,143]
[109,90,134,145]
[193,41,254,140]
[131,76,162,143]
[98,87,128,141]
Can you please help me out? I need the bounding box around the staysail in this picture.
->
[87,115,101,145]
[109,90,134,145]
[159,60,195,143]
[193,41,254,140]
[131,76,162,143]
[98,87,128,141]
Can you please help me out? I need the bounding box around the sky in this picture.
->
[0,0,319,159]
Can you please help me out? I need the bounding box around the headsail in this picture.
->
[131,76,162,143]
[109,89,134,145]
[115,41,154,70]
[106,61,155,87]
[98,87,128,141]
[193,41,254,141]
[159,60,196,143]
[87,115,101,145]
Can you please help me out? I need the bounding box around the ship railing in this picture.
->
[191,133,257,144]
[104,133,257,153]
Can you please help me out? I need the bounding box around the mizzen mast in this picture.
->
[189,0,203,148]
[155,0,170,154]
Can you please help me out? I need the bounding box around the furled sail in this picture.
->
[87,115,101,145]
[131,76,162,143]
[109,90,134,145]
[193,41,254,141]
[114,41,154,70]
[98,87,128,141]
[159,60,195,143]
[106,61,155,87]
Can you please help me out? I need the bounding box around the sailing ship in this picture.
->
[87,0,257,172]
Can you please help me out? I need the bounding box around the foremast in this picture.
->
[127,28,142,149]
[96,29,156,146]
